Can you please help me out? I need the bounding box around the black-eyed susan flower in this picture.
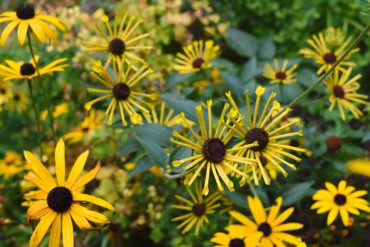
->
[83,13,151,67]
[324,27,345,47]
[229,196,303,246]
[24,138,115,247]
[211,225,248,247]
[311,180,370,226]
[0,79,12,105]
[0,56,68,81]
[172,182,221,235]
[299,31,359,75]
[0,151,26,178]
[324,68,368,121]
[226,86,306,186]
[8,89,28,112]
[171,100,257,195]
[346,159,370,177]
[263,59,298,84]
[84,60,156,126]
[173,40,220,74]
[0,5,65,46]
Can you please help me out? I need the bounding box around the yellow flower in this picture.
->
[0,56,68,81]
[40,102,69,121]
[171,100,257,195]
[0,79,12,105]
[173,40,220,74]
[83,13,151,67]
[311,180,370,226]
[226,86,306,186]
[84,60,155,126]
[324,27,345,47]
[8,89,28,112]
[211,225,248,247]
[172,182,221,235]
[229,196,303,247]
[299,31,359,75]
[263,59,298,84]
[0,5,65,46]
[324,68,368,121]
[24,138,115,247]
[0,151,26,178]
[347,159,370,177]
[64,109,104,143]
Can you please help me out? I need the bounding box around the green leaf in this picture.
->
[169,146,192,173]
[128,156,153,178]
[241,56,257,82]
[133,124,172,147]
[225,28,258,58]
[161,93,198,121]
[120,137,142,156]
[225,190,249,209]
[220,72,245,98]
[281,181,313,206]
[135,134,169,167]
[296,68,318,88]
[258,37,276,59]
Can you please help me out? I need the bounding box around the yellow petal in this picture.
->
[29,211,57,247]
[62,212,74,247]
[0,20,19,46]
[17,21,28,46]
[72,191,115,211]
[248,196,266,224]
[71,162,100,191]
[29,20,47,43]
[69,204,94,230]
[48,214,61,247]
[66,150,89,187]
[327,207,338,225]
[339,208,349,226]
[71,204,109,225]
[55,138,65,186]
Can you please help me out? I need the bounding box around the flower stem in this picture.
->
[26,31,56,143]
[288,24,370,108]
[27,79,43,154]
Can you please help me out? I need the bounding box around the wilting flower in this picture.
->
[324,27,345,47]
[83,13,151,67]
[171,100,257,195]
[346,159,370,177]
[84,61,156,126]
[172,182,221,235]
[263,59,298,84]
[324,68,368,121]
[229,196,303,246]
[211,225,248,246]
[24,138,114,247]
[311,180,370,226]
[0,5,65,46]
[173,40,220,74]
[226,86,306,186]
[0,56,68,81]
[299,31,359,74]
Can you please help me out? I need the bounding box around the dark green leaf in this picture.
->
[258,37,276,59]
[241,56,257,82]
[161,93,198,121]
[133,124,172,147]
[225,28,258,57]
[128,156,153,178]
[281,182,313,206]
[135,134,169,167]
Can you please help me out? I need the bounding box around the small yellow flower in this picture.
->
[0,5,65,46]
[263,59,298,84]
[311,180,370,226]
[0,151,26,178]
[8,89,28,112]
[174,40,220,74]
[324,27,345,47]
[0,79,12,105]
[211,225,248,247]
[347,159,370,177]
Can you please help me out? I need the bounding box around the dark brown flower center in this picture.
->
[112,83,130,100]
[202,138,226,163]
[13,94,20,101]
[192,58,204,69]
[259,155,268,166]
[245,128,269,151]
[47,186,73,213]
[275,71,286,80]
[16,5,35,20]
[333,85,345,98]
[323,52,337,64]
[20,63,36,76]
[229,238,245,247]
[0,89,6,94]
[82,127,90,132]
[192,203,206,217]
[348,119,361,130]
[258,222,272,237]
[109,38,125,56]
[334,194,347,206]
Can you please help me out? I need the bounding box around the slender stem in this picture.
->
[278,84,284,103]
[288,24,370,108]
[26,31,56,143]
[27,79,43,154]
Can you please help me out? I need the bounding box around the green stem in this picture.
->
[26,31,56,143]
[288,24,370,108]
[27,79,43,154]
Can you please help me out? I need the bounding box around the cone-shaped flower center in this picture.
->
[113,83,130,100]
[323,52,337,64]
[192,58,204,69]
[275,71,287,80]
[334,194,347,206]
[333,85,345,98]
[229,238,245,247]
[202,138,226,163]
[245,128,270,151]
[192,203,206,217]
[258,222,272,237]
[16,5,35,20]
[20,63,36,76]
[47,186,73,213]
[109,38,125,56]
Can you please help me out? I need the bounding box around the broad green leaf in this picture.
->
[241,56,257,82]
[220,72,245,98]
[258,37,276,59]
[135,134,169,167]
[120,137,143,156]
[225,28,258,57]
[281,181,313,206]
[133,124,172,147]
[128,156,153,178]
[225,190,249,209]
[161,93,198,121]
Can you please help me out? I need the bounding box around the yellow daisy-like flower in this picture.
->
[83,13,151,67]
[299,31,359,75]
[346,159,370,177]
[0,151,26,178]
[0,5,65,46]
[324,68,368,121]
[64,109,104,144]
[171,100,257,195]
[24,138,115,247]
[172,182,221,235]
[211,225,248,247]
[0,79,12,105]
[226,86,306,186]
[324,27,345,47]
[0,56,68,81]
[84,61,156,126]
[229,196,303,247]
[263,59,298,84]
[173,40,220,74]
[8,89,28,112]
[311,180,370,226]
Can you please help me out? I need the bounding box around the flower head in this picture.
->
[311,180,370,226]
[324,27,345,47]
[263,59,298,84]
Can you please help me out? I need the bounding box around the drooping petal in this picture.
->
[72,191,115,211]
[29,211,57,247]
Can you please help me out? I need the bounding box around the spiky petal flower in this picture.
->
[263,59,298,84]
